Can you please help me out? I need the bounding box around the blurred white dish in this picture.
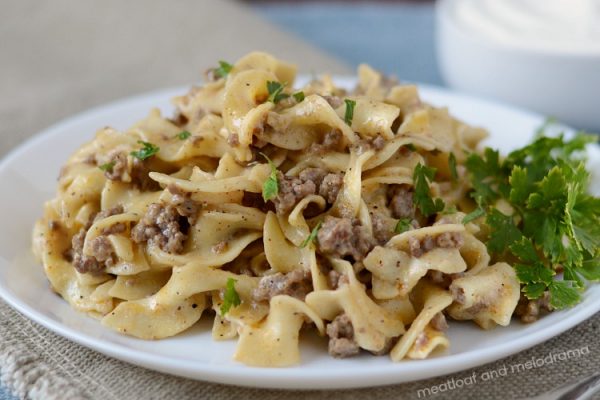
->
[436,0,600,131]
[1,81,599,389]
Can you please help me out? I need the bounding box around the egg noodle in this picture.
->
[33,52,524,367]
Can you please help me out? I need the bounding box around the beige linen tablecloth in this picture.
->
[1,1,599,399]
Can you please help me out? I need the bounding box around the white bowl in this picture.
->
[436,0,600,132]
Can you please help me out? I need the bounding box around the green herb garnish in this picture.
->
[214,61,233,79]
[220,278,241,316]
[300,221,322,248]
[99,161,115,173]
[394,218,412,234]
[177,130,191,140]
[293,91,305,102]
[344,99,356,126]
[413,163,445,217]
[465,130,600,309]
[462,208,485,224]
[130,141,160,160]
[260,152,279,201]
[267,81,289,104]
[449,152,458,181]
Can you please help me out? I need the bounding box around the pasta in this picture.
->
[34,51,534,367]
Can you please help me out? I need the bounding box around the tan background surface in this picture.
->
[0,1,598,399]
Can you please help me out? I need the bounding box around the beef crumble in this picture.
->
[71,205,125,274]
[514,291,553,323]
[102,150,158,191]
[131,201,196,254]
[408,232,464,258]
[252,269,312,302]
[326,313,360,358]
[388,185,415,219]
[274,168,343,214]
[317,216,375,261]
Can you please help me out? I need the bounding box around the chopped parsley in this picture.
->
[394,218,412,234]
[177,130,191,140]
[130,141,160,160]
[413,163,445,217]
[214,61,233,79]
[293,91,305,102]
[98,161,115,173]
[344,99,356,126]
[465,130,600,309]
[462,207,485,224]
[220,278,241,316]
[267,81,289,104]
[449,152,458,181]
[260,152,279,201]
[300,221,322,248]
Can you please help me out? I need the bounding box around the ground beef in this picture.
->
[430,312,449,331]
[409,232,464,258]
[354,135,386,154]
[252,269,312,302]
[104,151,128,181]
[317,216,375,261]
[327,313,360,358]
[515,291,553,323]
[318,173,343,204]
[388,185,415,219]
[103,151,158,191]
[70,205,125,274]
[274,169,343,214]
[131,203,188,253]
[310,129,344,154]
[227,133,240,147]
[370,211,395,245]
[322,95,344,109]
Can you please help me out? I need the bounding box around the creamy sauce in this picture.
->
[449,0,600,52]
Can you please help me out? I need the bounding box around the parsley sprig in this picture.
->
[344,99,356,126]
[413,163,445,217]
[300,221,322,248]
[177,130,191,140]
[214,61,233,79]
[220,278,241,316]
[466,131,600,309]
[260,152,279,201]
[99,161,115,173]
[130,141,160,160]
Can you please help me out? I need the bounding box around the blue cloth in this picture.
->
[0,3,437,399]
[256,2,441,84]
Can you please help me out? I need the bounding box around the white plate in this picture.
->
[1,79,599,390]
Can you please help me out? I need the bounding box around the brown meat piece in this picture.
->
[319,173,343,204]
[103,151,158,191]
[274,168,343,214]
[354,135,386,154]
[409,233,463,258]
[430,312,449,331]
[252,269,312,302]
[388,185,415,219]
[317,216,375,261]
[227,133,240,147]
[515,292,553,323]
[310,129,344,154]
[370,211,395,245]
[70,205,125,274]
[131,203,188,253]
[327,313,360,358]
[322,95,344,109]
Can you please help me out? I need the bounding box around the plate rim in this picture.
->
[1,82,599,390]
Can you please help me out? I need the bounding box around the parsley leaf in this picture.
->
[130,141,160,160]
[300,221,322,248]
[99,161,115,173]
[220,278,241,316]
[462,208,485,224]
[177,130,191,140]
[448,152,458,181]
[485,209,522,254]
[214,61,233,79]
[260,152,279,201]
[394,218,412,233]
[293,91,305,102]
[267,81,289,104]
[344,99,356,126]
[413,163,445,217]
[549,280,581,309]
